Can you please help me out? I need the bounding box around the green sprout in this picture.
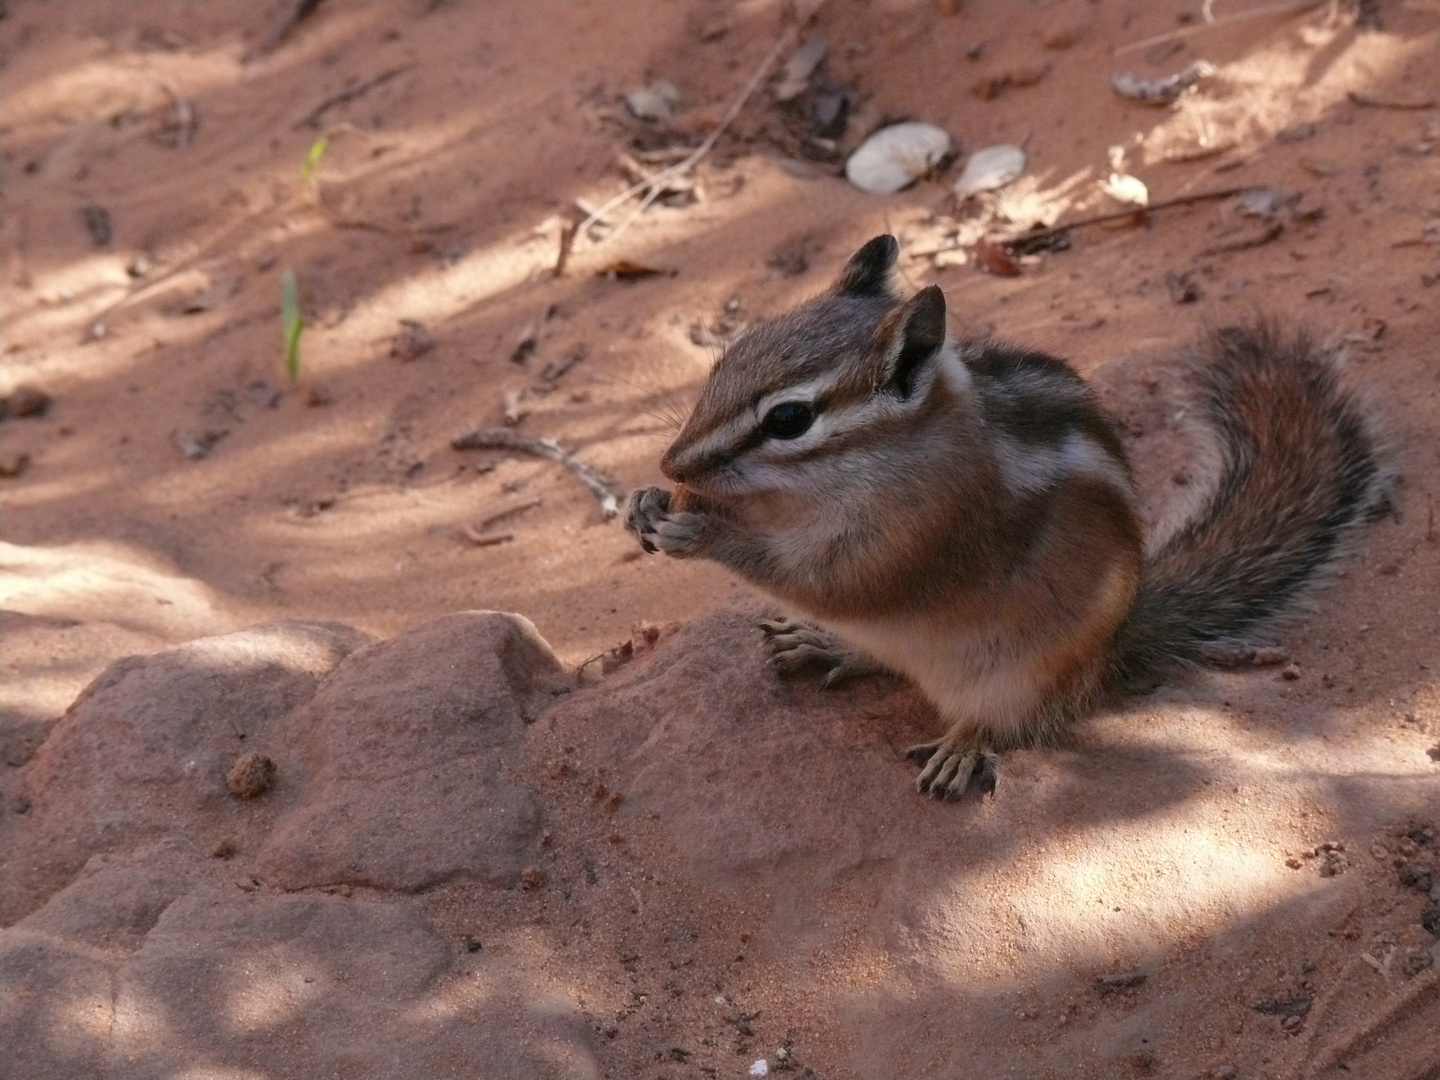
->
[281,269,303,382]
[300,135,328,182]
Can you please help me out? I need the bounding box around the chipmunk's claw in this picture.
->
[907,740,998,800]
[760,617,883,687]
[624,487,703,558]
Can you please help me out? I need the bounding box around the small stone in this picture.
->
[1398,864,1434,891]
[1276,122,1318,143]
[521,865,547,890]
[211,838,237,859]
[1401,949,1433,978]
[0,452,31,478]
[1214,1067,1238,1080]
[623,81,680,122]
[1281,663,1301,680]
[3,384,52,418]
[1041,16,1090,50]
[1421,905,1440,935]
[226,751,277,798]
[389,319,436,362]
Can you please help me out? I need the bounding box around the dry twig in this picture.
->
[451,428,622,519]
[248,0,327,60]
[998,185,1248,249]
[158,82,198,148]
[479,497,544,530]
[460,526,514,548]
[1200,220,1284,255]
[1114,0,1324,57]
[577,0,828,244]
[1347,90,1436,110]
[295,65,416,130]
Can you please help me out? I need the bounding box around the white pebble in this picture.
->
[845,122,952,194]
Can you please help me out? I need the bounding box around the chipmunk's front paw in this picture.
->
[759,617,883,688]
[624,486,705,558]
[906,738,998,800]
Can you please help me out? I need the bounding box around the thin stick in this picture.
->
[998,185,1248,248]
[1200,220,1283,256]
[295,65,415,130]
[577,0,827,243]
[1347,90,1436,110]
[159,82,198,149]
[1113,0,1324,57]
[553,219,578,277]
[451,428,622,519]
[247,0,326,60]
[479,497,543,530]
[460,526,514,547]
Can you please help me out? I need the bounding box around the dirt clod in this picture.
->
[226,751,277,798]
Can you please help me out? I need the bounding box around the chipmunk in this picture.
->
[624,235,1393,799]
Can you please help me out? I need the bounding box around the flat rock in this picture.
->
[3,619,373,922]
[2,878,599,1080]
[1,612,595,1080]
[256,611,569,891]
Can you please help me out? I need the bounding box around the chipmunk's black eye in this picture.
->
[760,401,815,440]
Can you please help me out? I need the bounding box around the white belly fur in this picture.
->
[823,614,1048,740]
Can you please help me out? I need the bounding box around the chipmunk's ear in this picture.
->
[875,284,948,399]
[834,235,899,298]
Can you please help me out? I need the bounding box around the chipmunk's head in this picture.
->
[660,235,973,503]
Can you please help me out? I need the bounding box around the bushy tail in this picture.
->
[1109,323,1394,688]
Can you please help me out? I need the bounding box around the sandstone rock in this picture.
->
[256,611,569,891]
[2,882,600,1080]
[1,611,595,1080]
[2,620,373,922]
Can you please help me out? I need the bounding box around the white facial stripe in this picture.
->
[686,413,757,462]
[752,398,885,461]
[753,377,838,421]
[995,431,1132,498]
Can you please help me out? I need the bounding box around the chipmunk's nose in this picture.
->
[658,444,685,483]
[659,441,722,487]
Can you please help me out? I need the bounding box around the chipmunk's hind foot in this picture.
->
[759,617,884,688]
[907,739,999,800]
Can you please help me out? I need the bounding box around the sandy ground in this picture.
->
[2,0,1439,1077]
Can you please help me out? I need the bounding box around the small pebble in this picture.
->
[226,751,276,798]
[2,385,52,418]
